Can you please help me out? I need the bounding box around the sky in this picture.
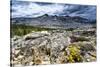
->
[11,0,96,20]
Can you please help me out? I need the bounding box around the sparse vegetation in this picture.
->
[70,36,89,43]
[65,28,74,31]
[66,44,83,63]
[11,24,76,37]
[81,31,95,36]
[77,36,89,41]
[11,24,56,36]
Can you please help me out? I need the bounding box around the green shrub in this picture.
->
[66,44,83,63]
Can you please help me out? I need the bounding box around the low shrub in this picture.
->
[66,44,83,63]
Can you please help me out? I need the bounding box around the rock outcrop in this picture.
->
[11,30,96,66]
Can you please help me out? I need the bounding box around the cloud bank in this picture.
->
[11,0,96,20]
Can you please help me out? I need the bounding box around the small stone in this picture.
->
[87,59,90,62]
[17,55,24,59]
[34,59,42,64]
[14,50,20,55]
[14,58,18,61]
[65,48,70,55]
[42,61,50,64]
[29,62,34,65]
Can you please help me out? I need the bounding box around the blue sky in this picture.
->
[11,0,96,20]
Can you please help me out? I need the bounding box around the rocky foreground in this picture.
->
[11,29,96,66]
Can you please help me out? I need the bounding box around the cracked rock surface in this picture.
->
[11,30,96,66]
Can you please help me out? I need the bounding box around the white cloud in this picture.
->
[11,2,66,17]
[11,1,96,20]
